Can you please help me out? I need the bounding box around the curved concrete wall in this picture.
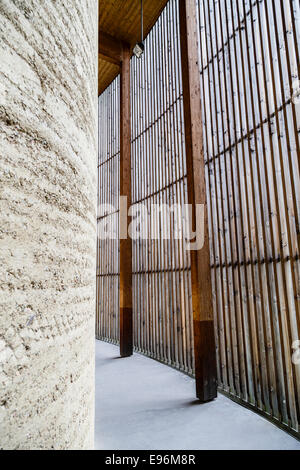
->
[0,0,98,449]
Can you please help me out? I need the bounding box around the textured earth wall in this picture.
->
[0,0,98,449]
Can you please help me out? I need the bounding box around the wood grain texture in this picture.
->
[98,0,168,94]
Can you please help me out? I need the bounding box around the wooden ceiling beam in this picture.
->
[99,30,124,66]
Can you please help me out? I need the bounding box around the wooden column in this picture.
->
[119,42,133,357]
[179,0,217,401]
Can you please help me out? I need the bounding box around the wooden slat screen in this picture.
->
[97,0,300,438]
[96,77,120,344]
[197,0,300,436]
[130,0,194,374]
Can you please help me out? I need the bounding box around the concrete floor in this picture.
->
[95,340,300,450]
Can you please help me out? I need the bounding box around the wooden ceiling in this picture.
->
[98,0,168,95]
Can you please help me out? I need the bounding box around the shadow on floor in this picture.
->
[95,340,300,450]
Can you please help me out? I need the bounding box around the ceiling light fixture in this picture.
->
[133,0,144,58]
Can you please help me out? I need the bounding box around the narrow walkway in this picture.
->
[95,340,300,450]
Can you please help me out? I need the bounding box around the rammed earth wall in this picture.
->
[0,0,98,449]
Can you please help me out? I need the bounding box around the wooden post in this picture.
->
[179,0,217,401]
[119,42,133,357]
